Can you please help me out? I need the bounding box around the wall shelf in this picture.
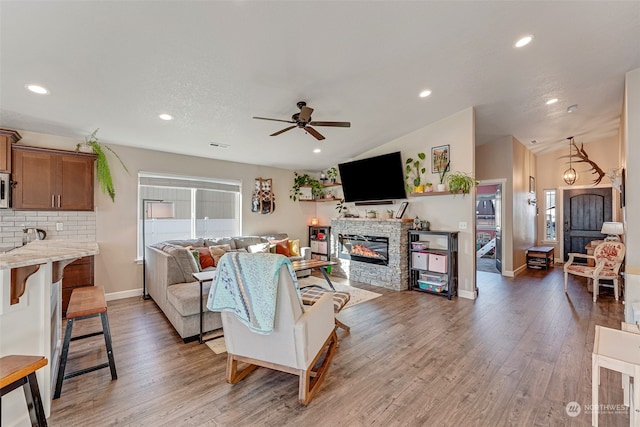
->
[408,191,459,197]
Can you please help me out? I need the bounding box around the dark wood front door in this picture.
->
[563,187,612,261]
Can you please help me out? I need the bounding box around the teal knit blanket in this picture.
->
[206,252,301,333]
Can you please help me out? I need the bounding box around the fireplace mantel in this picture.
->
[331,219,412,291]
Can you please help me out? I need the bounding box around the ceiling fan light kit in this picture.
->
[253,101,350,141]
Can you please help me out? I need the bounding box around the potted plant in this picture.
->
[436,156,450,192]
[366,210,377,219]
[424,182,433,193]
[290,172,324,201]
[405,152,427,193]
[326,167,338,183]
[336,199,348,217]
[75,128,129,202]
[447,171,478,196]
[386,209,394,219]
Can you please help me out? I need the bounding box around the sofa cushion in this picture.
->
[190,250,202,271]
[247,242,270,253]
[210,244,232,266]
[159,244,200,283]
[159,239,206,248]
[233,236,269,249]
[196,247,215,269]
[167,280,212,317]
[205,238,237,249]
[288,239,300,257]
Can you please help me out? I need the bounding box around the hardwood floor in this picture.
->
[49,268,627,426]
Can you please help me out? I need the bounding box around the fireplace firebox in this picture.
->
[338,234,389,266]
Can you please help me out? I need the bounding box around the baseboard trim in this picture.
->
[105,288,141,301]
[458,289,476,300]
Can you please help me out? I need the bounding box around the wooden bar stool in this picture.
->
[54,286,117,399]
[1,355,48,426]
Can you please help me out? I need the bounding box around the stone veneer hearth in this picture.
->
[331,218,412,291]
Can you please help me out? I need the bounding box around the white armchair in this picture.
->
[220,264,338,405]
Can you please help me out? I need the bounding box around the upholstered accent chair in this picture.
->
[564,241,626,302]
[219,264,338,405]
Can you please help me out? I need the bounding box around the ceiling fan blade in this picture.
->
[253,116,295,124]
[299,106,313,122]
[309,121,351,128]
[270,125,296,136]
[305,126,325,140]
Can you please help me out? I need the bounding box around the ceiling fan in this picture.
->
[253,101,350,140]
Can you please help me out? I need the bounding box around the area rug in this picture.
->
[205,277,382,355]
[297,276,382,310]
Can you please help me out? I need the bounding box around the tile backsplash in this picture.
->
[0,210,96,247]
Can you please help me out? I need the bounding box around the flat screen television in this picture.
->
[338,151,406,203]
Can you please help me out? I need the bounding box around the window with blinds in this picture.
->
[138,172,242,257]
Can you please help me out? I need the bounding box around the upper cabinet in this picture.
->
[0,129,22,173]
[12,145,97,211]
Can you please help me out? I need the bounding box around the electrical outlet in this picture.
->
[459,221,467,230]
[56,222,63,231]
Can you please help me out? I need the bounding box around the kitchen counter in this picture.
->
[0,240,99,269]
[1,239,99,425]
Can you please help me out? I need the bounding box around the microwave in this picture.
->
[0,172,10,208]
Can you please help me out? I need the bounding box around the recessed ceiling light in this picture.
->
[25,84,49,95]
[567,104,578,113]
[531,140,538,144]
[210,142,230,148]
[419,90,432,98]
[545,98,558,105]
[514,35,533,48]
[158,113,173,121]
[313,148,321,153]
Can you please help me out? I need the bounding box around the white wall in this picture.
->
[12,131,313,296]
[316,107,477,298]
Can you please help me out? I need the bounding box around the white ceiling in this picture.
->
[1,1,639,171]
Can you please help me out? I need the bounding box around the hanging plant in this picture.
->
[76,129,129,202]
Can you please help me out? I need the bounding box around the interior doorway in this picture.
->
[476,182,503,274]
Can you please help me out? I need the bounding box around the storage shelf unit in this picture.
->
[309,225,331,261]
[408,230,458,300]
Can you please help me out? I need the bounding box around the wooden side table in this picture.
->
[526,246,554,269]
[592,325,640,426]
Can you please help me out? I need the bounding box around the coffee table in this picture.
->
[290,259,337,291]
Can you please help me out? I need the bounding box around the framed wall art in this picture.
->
[396,202,408,219]
[431,145,450,173]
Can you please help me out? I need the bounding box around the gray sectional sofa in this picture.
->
[145,234,310,341]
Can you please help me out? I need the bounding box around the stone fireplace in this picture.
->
[331,219,412,291]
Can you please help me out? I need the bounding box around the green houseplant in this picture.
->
[326,167,338,183]
[290,172,324,201]
[76,128,129,202]
[447,171,478,195]
[437,156,450,191]
[405,152,426,193]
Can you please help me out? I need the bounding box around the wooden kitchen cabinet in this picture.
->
[0,128,22,173]
[61,256,95,317]
[11,145,96,210]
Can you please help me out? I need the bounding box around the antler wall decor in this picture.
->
[558,137,606,185]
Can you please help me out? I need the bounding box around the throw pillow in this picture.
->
[190,250,202,272]
[288,239,300,257]
[196,247,215,270]
[247,242,270,253]
[270,238,290,256]
[209,244,232,266]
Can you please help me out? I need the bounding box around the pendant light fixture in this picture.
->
[563,136,578,185]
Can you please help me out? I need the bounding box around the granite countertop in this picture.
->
[0,240,99,269]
